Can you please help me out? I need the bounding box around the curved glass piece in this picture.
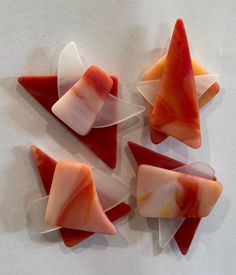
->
[57,42,145,129]
[158,161,215,248]
[93,94,145,128]
[136,74,219,106]
[57,41,85,98]
[28,168,130,234]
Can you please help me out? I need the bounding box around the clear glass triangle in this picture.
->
[136,74,219,106]
[57,41,85,98]
[93,94,145,128]
[159,218,185,248]
[158,161,215,248]
[28,168,130,234]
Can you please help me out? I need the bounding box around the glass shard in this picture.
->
[93,94,145,128]
[149,19,201,149]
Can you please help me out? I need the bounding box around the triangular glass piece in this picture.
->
[158,161,215,248]
[18,76,118,168]
[57,41,85,98]
[174,217,201,255]
[136,165,223,218]
[159,218,184,248]
[136,75,219,107]
[93,94,145,128]
[150,19,201,149]
[30,145,131,245]
[127,141,217,254]
[127,141,184,168]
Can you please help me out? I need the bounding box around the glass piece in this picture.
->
[174,217,201,255]
[57,41,85,98]
[149,19,201,149]
[53,65,113,136]
[93,94,145,128]
[138,74,219,146]
[159,218,184,248]
[127,141,204,253]
[30,145,130,245]
[136,165,223,218]
[127,141,184,168]
[136,75,219,107]
[18,76,118,168]
[159,161,216,248]
[45,161,116,234]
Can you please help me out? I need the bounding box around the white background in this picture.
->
[0,0,235,274]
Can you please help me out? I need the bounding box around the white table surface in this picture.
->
[0,1,235,274]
